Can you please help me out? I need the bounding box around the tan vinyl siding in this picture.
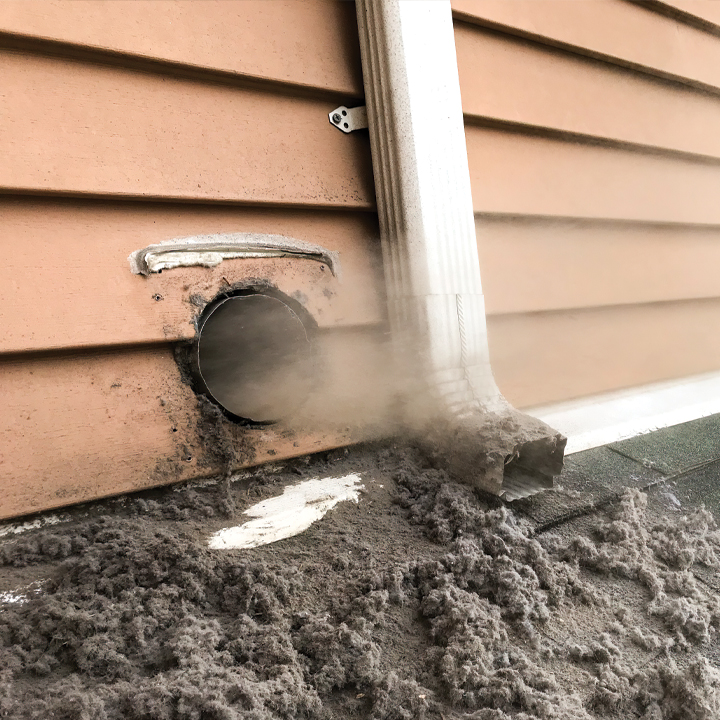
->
[454,0,720,407]
[641,0,720,30]
[466,127,720,224]
[455,24,720,158]
[452,0,720,91]
[488,299,720,408]
[0,0,364,95]
[1,348,202,518]
[0,50,373,205]
[0,328,389,521]
[0,199,384,354]
[477,219,720,315]
[0,1,379,518]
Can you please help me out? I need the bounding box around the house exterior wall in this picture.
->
[452,0,720,407]
[0,0,387,519]
[4,0,719,518]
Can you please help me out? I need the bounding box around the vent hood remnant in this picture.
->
[128,233,341,277]
[193,293,316,424]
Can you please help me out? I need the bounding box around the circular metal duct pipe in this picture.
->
[193,292,315,423]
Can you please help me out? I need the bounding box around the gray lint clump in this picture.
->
[559,489,720,646]
[1,445,720,718]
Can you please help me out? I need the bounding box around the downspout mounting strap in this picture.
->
[329,105,368,133]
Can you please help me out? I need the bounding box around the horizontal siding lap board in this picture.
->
[487,299,720,408]
[638,0,720,31]
[0,1,382,517]
[476,218,720,316]
[0,200,384,353]
[0,345,384,521]
[455,23,720,159]
[0,50,373,205]
[466,127,720,224]
[451,0,720,92]
[0,0,364,96]
[453,0,720,407]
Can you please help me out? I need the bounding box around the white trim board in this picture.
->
[525,370,720,455]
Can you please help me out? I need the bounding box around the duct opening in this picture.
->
[193,291,317,424]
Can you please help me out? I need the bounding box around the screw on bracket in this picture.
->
[328,105,368,134]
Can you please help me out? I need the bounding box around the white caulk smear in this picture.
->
[209,474,363,550]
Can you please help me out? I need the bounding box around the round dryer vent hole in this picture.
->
[194,292,316,424]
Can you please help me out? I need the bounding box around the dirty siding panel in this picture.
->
[0,347,200,519]
[0,1,383,519]
[488,299,720,408]
[477,219,720,315]
[455,23,720,159]
[0,0,363,96]
[0,199,384,353]
[451,0,720,92]
[0,330,392,521]
[0,50,374,206]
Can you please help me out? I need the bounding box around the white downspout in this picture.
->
[355,0,566,499]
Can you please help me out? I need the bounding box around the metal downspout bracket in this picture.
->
[354,0,565,500]
[329,105,368,133]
